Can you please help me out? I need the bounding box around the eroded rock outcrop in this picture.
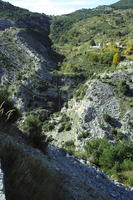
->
[49,67,133,148]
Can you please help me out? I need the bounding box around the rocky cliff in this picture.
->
[44,66,133,149]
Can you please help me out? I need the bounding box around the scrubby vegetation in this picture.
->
[0,89,20,126]
[78,131,90,139]
[51,0,133,84]
[103,113,112,123]
[84,138,133,187]
[0,0,49,22]
[21,115,52,150]
[115,80,130,95]
[72,83,88,100]
[111,0,133,9]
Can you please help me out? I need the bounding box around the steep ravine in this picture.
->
[0,0,133,199]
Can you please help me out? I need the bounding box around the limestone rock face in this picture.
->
[50,67,133,148]
[0,133,133,200]
[72,68,133,147]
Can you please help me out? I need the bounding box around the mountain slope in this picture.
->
[0,132,133,200]
[0,0,133,196]
[0,0,65,115]
[111,0,133,9]
[51,4,133,84]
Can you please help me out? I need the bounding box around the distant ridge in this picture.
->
[111,0,133,9]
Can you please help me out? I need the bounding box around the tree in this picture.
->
[90,39,96,46]
[22,115,52,150]
[112,52,121,66]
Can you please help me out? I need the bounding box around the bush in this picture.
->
[64,140,74,146]
[22,115,52,150]
[124,42,133,55]
[42,121,55,132]
[110,128,118,135]
[58,123,65,132]
[120,160,133,171]
[63,140,75,154]
[65,122,71,131]
[103,113,111,123]
[73,83,88,100]
[84,138,133,175]
[84,138,109,166]
[112,52,121,66]
[90,39,96,46]
[116,80,130,95]
[78,131,90,139]
[116,131,125,141]
[57,113,71,132]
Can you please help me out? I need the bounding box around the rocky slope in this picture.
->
[44,65,133,149]
[0,132,133,200]
[0,1,63,115]
[0,0,133,199]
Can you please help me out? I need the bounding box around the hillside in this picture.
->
[111,0,133,9]
[0,0,133,199]
[48,1,133,188]
[51,2,133,82]
[0,0,65,116]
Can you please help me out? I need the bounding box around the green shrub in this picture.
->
[65,122,71,131]
[84,138,109,166]
[84,138,133,186]
[103,113,111,123]
[73,83,88,100]
[64,140,74,146]
[22,115,52,150]
[63,140,75,154]
[57,113,71,132]
[120,160,133,171]
[90,39,96,46]
[58,123,65,132]
[64,102,68,108]
[78,131,90,139]
[128,121,133,128]
[116,80,130,95]
[99,123,105,129]
[110,128,124,140]
[116,131,125,141]
[112,52,121,66]
[42,121,55,132]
